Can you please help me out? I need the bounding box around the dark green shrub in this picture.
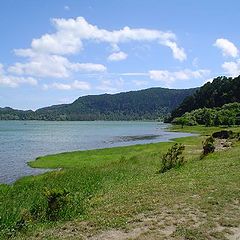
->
[212,130,233,139]
[171,115,197,127]
[160,143,185,173]
[201,137,215,158]
[171,102,240,127]
[43,188,70,221]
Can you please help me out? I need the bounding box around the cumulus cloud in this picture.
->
[0,63,37,87]
[6,16,188,90]
[9,54,106,78]
[43,80,91,90]
[149,69,210,86]
[108,51,128,61]
[0,75,37,88]
[163,40,186,61]
[222,59,240,77]
[15,17,186,61]
[214,38,238,58]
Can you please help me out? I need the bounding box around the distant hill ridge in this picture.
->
[0,87,197,121]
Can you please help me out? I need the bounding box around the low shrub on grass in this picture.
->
[43,188,70,221]
[212,130,233,139]
[159,143,185,173]
[201,136,215,158]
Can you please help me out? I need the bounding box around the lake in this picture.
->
[0,121,193,184]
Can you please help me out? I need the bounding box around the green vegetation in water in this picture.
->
[0,126,239,239]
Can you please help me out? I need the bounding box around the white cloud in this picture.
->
[0,63,37,87]
[9,54,106,78]
[44,83,71,90]
[192,57,199,67]
[149,69,210,86]
[214,38,238,58]
[64,5,70,11]
[120,72,148,76]
[8,16,187,84]
[70,63,106,72]
[71,80,91,90]
[111,43,120,52]
[9,55,70,78]
[163,40,186,61]
[15,16,186,61]
[108,51,128,61]
[132,80,149,86]
[0,64,4,74]
[0,75,37,88]
[43,80,91,90]
[222,59,240,77]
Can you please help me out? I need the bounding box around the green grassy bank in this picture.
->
[0,126,239,239]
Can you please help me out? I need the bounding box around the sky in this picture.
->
[0,0,240,110]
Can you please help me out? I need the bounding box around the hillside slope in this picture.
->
[169,75,240,121]
[0,87,197,120]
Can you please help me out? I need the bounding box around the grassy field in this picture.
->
[0,126,240,239]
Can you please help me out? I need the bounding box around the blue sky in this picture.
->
[0,0,239,110]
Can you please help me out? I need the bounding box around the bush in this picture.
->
[201,137,215,158]
[160,143,185,173]
[43,188,70,221]
[212,130,233,139]
[171,102,240,127]
[171,115,197,127]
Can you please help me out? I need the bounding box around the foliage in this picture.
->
[0,126,240,239]
[171,102,240,127]
[0,87,196,121]
[171,113,197,127]
[160,143,185,173]
[43,188,70,221]
[168,75,240,121]
[201,136,215,158]
[212,130,233,139]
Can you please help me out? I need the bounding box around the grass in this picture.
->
[0,125,239,239]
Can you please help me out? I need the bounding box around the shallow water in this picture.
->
[0,121,193,184]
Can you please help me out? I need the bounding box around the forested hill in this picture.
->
[0,87,197,121]
[168,75,240,121]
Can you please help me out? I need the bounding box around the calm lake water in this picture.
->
[0,121,193,184]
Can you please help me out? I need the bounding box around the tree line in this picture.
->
[0,87,196,121]
[167,75,240,122]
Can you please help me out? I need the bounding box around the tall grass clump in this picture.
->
[201,136,215,159]
[160,143,185,173]
[43,188,70,221]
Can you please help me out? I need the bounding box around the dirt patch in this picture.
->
[214,139,232,151]
[27,201,240,240]
[89,227,148,240]
[226,227,240,240]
